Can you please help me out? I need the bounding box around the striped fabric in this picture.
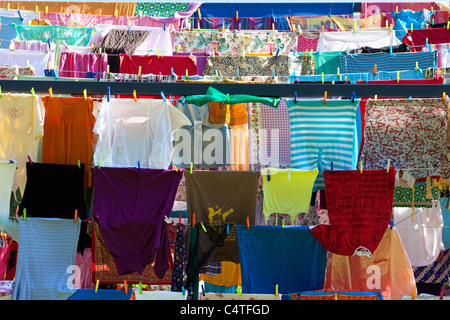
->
[339,51,437,78]
[12,218,80,300]
[286,99,359,191]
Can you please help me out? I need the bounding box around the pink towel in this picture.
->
[58,52,108,78]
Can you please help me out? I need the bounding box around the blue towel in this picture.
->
[0,16,24,49]
[68,289,132,300]
[236,225,327,295]
[12,218,80,300]
[339,51,436,78]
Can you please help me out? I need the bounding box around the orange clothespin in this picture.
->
[124,280,128,294]
[192,212,196,228]
[374,64,377,77]
[48,87,53,98]
[74,209,78,223]
[247,216,250,229]
[322,25,324,34]
[133,90,137,102]
[443,92,446,102]
[323,91,327,105]
[303,49,308,58]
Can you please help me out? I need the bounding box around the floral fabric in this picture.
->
[173,30,299,56]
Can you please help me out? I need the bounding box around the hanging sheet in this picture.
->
[120,54,197,76]
[236,225,327,295]
[13,24,93,47]
[413,248,450,284]
[58,52,108,78]
[403,27,450,52]
[0,48,53,76]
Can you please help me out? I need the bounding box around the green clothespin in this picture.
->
[77,160,81,168]
[236,286,243,296]
[0,86,2,98]
[98,160,102,169]
[139,281,143,294]
[200,222,207,233]
[23,208,26,221]
[30,87,35,97]
[190,162,193,173]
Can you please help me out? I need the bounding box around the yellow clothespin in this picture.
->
[74,209,78,223]
[390,24,393,34]
[138,66,142,77]
[416,61,419,72]
[197,8,201,20]
[48,61,51,71]
[49,87,53,98]
[447,21,449,30]
[374,64,377,77]
[443,92,446,101]
[30,87,35,97]
[177,45,181,55]
[323,91,327,105]
[133,90,137,102]
[387,159,390,173]
[322,25,324,34]
[35,5,38,15]
[411,23,413,33]
[275,284,279,298]
[114,8,118,20]
[95,279,99,293]
[222,23,225,32]
[45,6,48,15]
[107,65,110,75]
[360,160,363,173]
[7,3,10,12]
[83,89,87,101]
[321,72,324,84]
[397,71,400,83]
[157,48,159,58]
[396,6,398,13]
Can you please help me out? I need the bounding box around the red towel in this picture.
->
[311,169,396,257]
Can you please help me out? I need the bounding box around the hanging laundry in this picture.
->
[73,248,95,289]
[91,29,151,73]
[9,39,51,52]
[208,102,248,126]
[0,161,16,219]
[261,167,318,222]
[171,224,188,292]
[339,51,436,77]
[0,13,36,49]
[13,24,93,47]
[323,227,416,300]
[413,248,450,287]
[286,98,359,191]
[0,48,53,76]
[134,290,187,300]
[348,43,410,54]
[185,170,260,263]
[91,221,173,285]
[68,288,133,300]
[58,52,108,78]
[197,16,276,31]
[290,290,383,300]
[172,102,230,169]
[393,182,441,208]
[120,54,197,76]
[440,196,450,250]
[392,9,431,41]
[311,169,396,257]
[200,261,242,287]
[93,167,182,277]
[173,30,299,57]
[236,225,327,295]
[311,50,342,75]
[93,98,191,169]
[297,34,319,52]
[0,94,43,196]
[360,98,448,181]
[199,292,279,300]
[202,55,302,79]
[317,29,401,52]
[393,202,445,267]
[0,240,13,280]
[12,218,81,300]
[41,96,95,187]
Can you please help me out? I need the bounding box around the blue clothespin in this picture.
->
[390,219,393,229]
[236,69,239,80]
[98,71,102,81]
[54,69,58,81]
[267,169,270,182]
[227,223,230,234]
[346,47,349,56]
[138,161,140,171]
[351,91,355,103]
[425,38,429,47]
[275,48,280,57]
[272,68,275,78]
[171,68,174,77]
[331,161,333,173]
[294,91,297,103]
[164,22,166,31]
[161,91,166,102]
[17,10,23,21]
[390,46,393,55]
[182,96,185,106]
[107,86,111,102]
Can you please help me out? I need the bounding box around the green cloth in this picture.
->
[179,86,281,108]
[393,182,440,208]
[135,2,190,17]
[311,51,343,75]
[12,24,93,46]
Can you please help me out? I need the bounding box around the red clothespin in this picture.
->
[192,212,196,228]
[179,212,182,226]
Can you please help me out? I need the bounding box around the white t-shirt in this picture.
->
[393,201,445,267]
[0,93,44,194]
[93,98,191,169]
[0,160,16,217]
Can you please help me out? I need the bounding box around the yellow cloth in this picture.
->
[201,261,241,287]
[0,1,137,16]
[208,101,248,126]
[262,167,318,222]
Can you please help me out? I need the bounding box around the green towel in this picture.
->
[12,24,93,47]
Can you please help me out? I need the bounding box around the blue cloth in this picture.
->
[68,289,133,300]
[203,282,238,294]
[440,197,450,250]
[0,16,24,49]
[339,51,436,78]
[392,10,431,41]
[289,69,424,84]
[12,218,80,300]
[236,225,327,295]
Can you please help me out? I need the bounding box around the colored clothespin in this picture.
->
[114,8,118,20]
[128,20,131,31]
[161,91,166,102]
[323,91,327,105]
[107,86,111,102]
[138,66,142,77]
[164,22,166,31]
[200,222,207,233]
[7,3,10,12]
[374,94,377,101]
[45,6,48,15]
[0,86,2,98]
[98,71,102,82]
[411,23,413,33]
[416,61,419,72]
[374,64,377,77]
[337,67,340,77]
[95,279,99,293]
[23,208,26,221]
[443,92,446,101]
[390,24,393,34]
[192,212,196,228]
[322,25,324,34]
[17,10,23,21]
[239,23,241,32]
[27,155,33,165]
[98,160,102,169]
[246,216,250,229]
[346,47,349,56]
[177,45,181,55]
[139,282,143,295]
[83,89,87,101]
[426,38,429,48]
[197,8,201,20]
[124,48,128,55]
[360,160,363,173]
[133,90,137,102]
[272,69,275,78]
[294,91,297,103]
[275,48,280,57]
[267,169,270,181]
[447,21,449,30]
[30,87,35,97]
[331,161,333,173]
[137,161,140,172]
[275,284,279,298]
[227,223,230,234]
[351,91,355,103]
[77,160,81,168]
[179,212,183,226]
[236,11,238,21]
[74,209,78,223]
[124,281,128,294]
[236,69,239,80]
[157,48,159,58]
[186,69,189,80]
[390,45,393,55]
[48,87,53,98]
[190,161,193,173]
[397,71,400,83]
[321,72,324,84]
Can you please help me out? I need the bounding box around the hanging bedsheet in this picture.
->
[316,29,401,52]
[0,48,53,77]
[339,51,436,77]
[12,24,93,47]
[173,30,299,56]
[120,54,197,76]
[403,27,450,52]
[93,98,191,169]
[185,171,260,264]
[360,98,448,181]
[236,225,327,295]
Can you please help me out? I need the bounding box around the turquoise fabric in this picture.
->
[12,24,93,46]
[392,9,431,41]
[311,51,342,75]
